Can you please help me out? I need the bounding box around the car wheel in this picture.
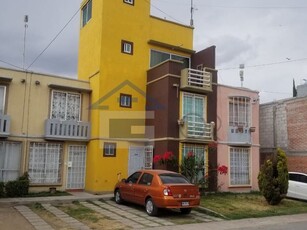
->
[114,189,123,204]
[180,208,192,214]
[145,198,158,216]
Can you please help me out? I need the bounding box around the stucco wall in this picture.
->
[217,85,260,192]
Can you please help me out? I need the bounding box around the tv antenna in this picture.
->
[23,15,28,70]
[239,64,245,87]
[190,0,194,26]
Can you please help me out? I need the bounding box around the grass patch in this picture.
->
[201,192,307,220]
[59,203,99,223]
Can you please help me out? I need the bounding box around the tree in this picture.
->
[258,148,288,205]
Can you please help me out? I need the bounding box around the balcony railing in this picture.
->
[0,114,10,137]
[45,119,90,141]
[228,126,251,145]
[179,120,214,141]
[181,68,212,93]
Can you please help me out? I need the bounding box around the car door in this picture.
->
[120,171,142,202]
[134,173,154,205]
[297,174,307,200]
[288,173,299,198]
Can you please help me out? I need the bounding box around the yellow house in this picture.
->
[0,67,91,192]
[78,0,217,193]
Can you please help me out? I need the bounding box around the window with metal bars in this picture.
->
[51,90,81,121]
[28,142,62,184]
[0,141,21,182]
[181,143,206,180]
[230,147,250,185]
[144,146,153,169]
[229,96,250,127]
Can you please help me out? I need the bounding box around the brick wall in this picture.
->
[259,102,288,149]
[287,155,307,173]
[260,97,307,171]
[259,104,274,148]
[287,98,307,151]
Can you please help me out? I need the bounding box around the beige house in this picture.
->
[0,67,91,192]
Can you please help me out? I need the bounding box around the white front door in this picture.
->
[128,146,153,176]
[66,145,87,189]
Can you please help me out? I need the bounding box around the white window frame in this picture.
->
[104,143,116,157]
[0,86,6,115]
[120,94,132,108]
[0,141,22,182]
[229,96,251,127]
[82,0,92,27]
[182,92,207,137]
[124,0,134,5]
[229,147,251,186]
[122,40,133,55]
[50,90,81,121]
[144,146,153,169]
[28,142,63,184]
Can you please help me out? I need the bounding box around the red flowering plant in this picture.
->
[217,165,228,175]
[153,151,178,171]
[180,151,204,184]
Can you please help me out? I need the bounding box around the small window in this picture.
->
[82,0,92,27]
[123,0,134,5]
[103,142,116,157]
[120,94,132,108]
[0,86,6,114]
[121,40,133,55]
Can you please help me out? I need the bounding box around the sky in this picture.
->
[1,0,307,103]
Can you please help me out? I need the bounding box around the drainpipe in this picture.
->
[273,105,277,150]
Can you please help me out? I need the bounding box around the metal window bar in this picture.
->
[144,146,153,169]
[230,147,250,185]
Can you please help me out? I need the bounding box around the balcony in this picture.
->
[181,68,212,93]
[45,119,90,141]
[0,115,10,137]
[228,126,252,145]
[179,120,214,142]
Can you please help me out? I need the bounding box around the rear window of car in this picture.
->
[159,173,189,184]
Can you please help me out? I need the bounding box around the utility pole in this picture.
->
[23,15,28,70]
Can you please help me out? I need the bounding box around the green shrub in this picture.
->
[258,148,288,205]
[0,182,5,198]
[5,172,30,197]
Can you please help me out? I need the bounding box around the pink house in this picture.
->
[216,84,260,192]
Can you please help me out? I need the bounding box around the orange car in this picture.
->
[114,169,200,216]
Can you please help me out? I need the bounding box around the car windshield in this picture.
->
[159,173,189,184]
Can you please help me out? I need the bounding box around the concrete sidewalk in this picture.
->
[148,213,307,230]
[0,191,113,206]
